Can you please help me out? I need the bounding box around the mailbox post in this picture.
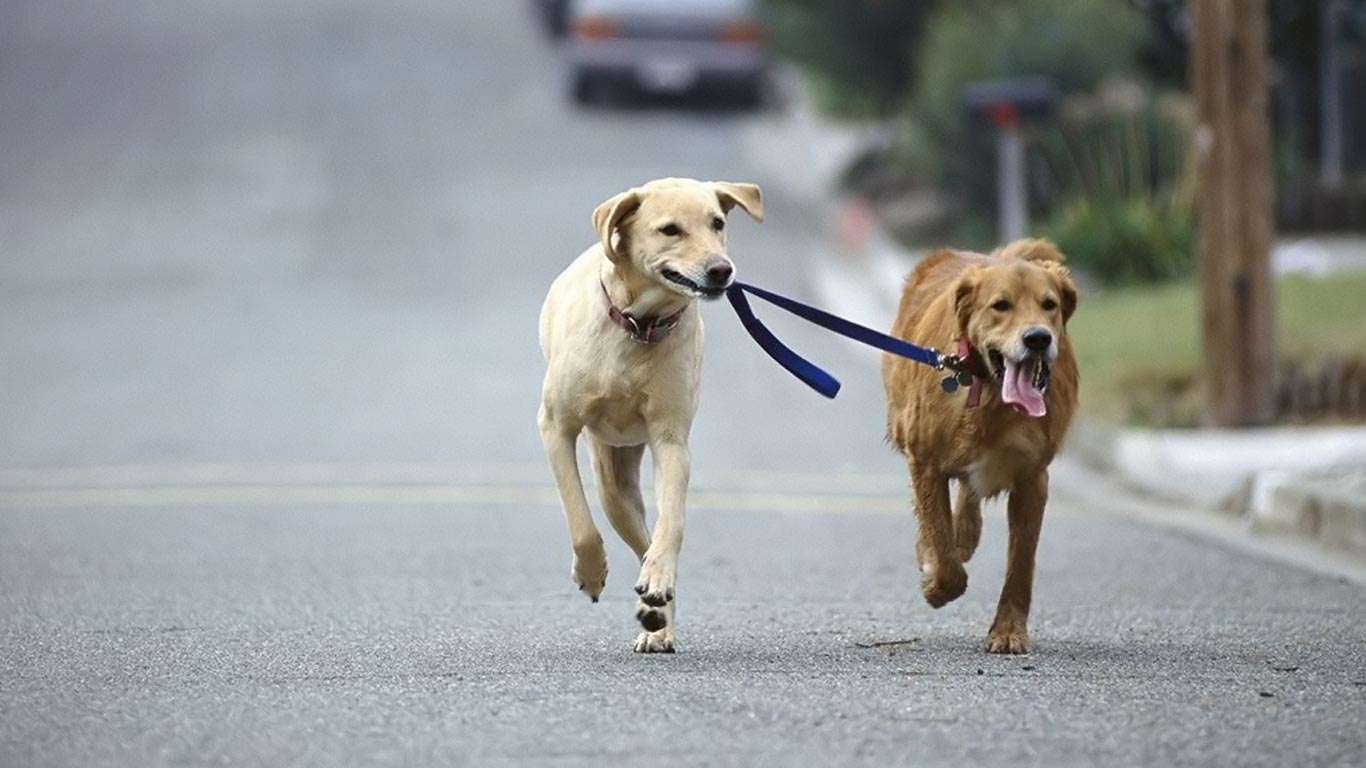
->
[963,78,1058,242]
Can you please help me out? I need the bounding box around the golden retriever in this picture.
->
[882,238,1079,653]
[538,177,763,653]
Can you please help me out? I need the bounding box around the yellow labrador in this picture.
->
[538,177,763,653]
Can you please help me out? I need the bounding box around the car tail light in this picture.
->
[572,16,621,40]
[717,20,765,44]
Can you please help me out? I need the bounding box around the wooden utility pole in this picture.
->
[1190,0,1277,426]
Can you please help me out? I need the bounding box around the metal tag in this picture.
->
[941,375,959,394]
[957,370,974,387]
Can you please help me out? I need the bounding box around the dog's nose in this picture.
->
[704,256,734,285]
[1023,327,1053,352]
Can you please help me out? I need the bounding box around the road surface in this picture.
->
[2,2,1363,765]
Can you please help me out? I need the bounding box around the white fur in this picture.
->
[537,178,762,653]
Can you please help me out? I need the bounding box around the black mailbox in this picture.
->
[960,77,1059,241]
[963,77,1059,127]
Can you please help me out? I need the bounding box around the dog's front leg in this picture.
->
[632,433,689,652]
[538,406,607,602]
[987,471,1047,654]
[911,465,967,608]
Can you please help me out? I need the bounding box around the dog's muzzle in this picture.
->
[662,268,729,299]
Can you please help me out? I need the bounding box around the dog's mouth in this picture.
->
[661,268,726,300]
[987,349,1050,418]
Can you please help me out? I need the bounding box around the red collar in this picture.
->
[958,338,986,408]
[601,281,686,344]
[955,338,994,377]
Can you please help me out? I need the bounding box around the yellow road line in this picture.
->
[0,462,904,495]
[0,484,910,514]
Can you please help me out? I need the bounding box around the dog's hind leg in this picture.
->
[590,438,676,653]
[539,406,608,602]
[589,439,651,558]
[953,483,983,563]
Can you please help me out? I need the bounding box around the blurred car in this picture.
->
[534,0,571,37]
[565,0,768,106]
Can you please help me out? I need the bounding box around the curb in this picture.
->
[1235,466,1366,554]
[1100,427,1366,555]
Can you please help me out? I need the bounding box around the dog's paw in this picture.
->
[985,628,1030,654]
[920,560,968,608]
[634,600,670,633]
[633,555,676,608]
[986,611,1030,654]
[571,539,608,602]
[634,628,676,654]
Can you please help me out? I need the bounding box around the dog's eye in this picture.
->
[712,217,725,231]
[1042,298,1058,312]
[991,299,1011,312]
[659,224,681,237]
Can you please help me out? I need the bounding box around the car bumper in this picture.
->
[567,39,766,92]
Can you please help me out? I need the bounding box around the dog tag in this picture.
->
[956,370,973,387]
[941,375,959,394]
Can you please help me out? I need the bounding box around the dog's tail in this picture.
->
[993,238,1065,264]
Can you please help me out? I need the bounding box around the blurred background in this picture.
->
[749,0,1366,430]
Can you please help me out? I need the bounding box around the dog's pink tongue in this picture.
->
[1001,359,1047,417]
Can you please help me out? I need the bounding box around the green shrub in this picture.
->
[1035,81,1196,285]
[1043,197,1193,284]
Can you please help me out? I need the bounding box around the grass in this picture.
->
[1070,271,1366,424]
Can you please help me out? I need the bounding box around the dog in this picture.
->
[537,177,763,653]
[881,238,1079,654]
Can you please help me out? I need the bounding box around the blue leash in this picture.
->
[725,281,963,399]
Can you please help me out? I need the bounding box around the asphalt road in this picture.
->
[2,2,1364,766]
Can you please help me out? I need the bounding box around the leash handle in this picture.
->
[725,281,949,399]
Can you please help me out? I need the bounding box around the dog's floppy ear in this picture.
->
[592,189,641,263]
[712,182,764,222]
[953,266,983,334]
[1043,261,1079,323]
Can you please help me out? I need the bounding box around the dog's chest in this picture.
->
[963,452,1014,499]
[583,392,650,446]
[577,370,651,447]
[960,430,1049,498]
[547,308,701,447]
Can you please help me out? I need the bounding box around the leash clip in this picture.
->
[934,349,977,396]
[622,314,646,343]
[935,350,970,375]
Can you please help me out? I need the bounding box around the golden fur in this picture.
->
[881,238,1079,654]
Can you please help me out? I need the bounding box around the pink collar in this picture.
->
[601,281,686,344]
